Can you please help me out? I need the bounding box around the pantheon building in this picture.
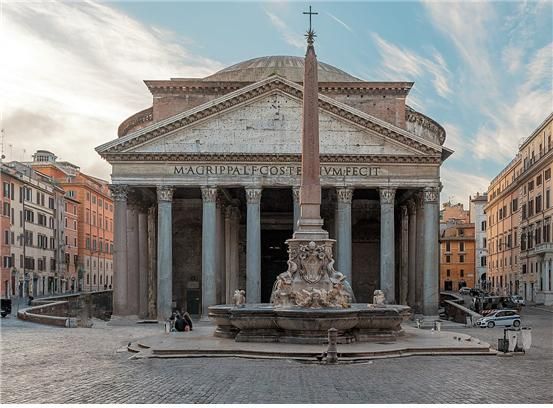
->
[96,56,452,320]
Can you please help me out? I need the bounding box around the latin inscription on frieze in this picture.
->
[174,164,381,177]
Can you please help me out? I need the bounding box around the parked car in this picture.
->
[476,309,521,328]
[459,287,472,295]
[510,295,526,306]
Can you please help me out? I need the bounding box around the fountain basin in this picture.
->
[209,303,411,344]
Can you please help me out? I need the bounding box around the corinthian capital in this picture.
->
[379,187,396,204]
[245,187,262,204]
[109,184,128,202]
[201,186,218,203]
[423,187,439,203]
[336,187,354,204]
[156,185,174,202]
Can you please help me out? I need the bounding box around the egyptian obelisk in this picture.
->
[294,16,328,241]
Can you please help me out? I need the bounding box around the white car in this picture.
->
[476,310,521,328]
[511,295,525,306]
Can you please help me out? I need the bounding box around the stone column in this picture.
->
[110,185,128,316]
[201,186,218,320]
[399,205,409,305]
[245,187,262,303]
[225,206,240,303]
[147,206,157,319]
[156,185,174,321]
[379,187,396,303]
[215,197,226,304]
[544,258,550,292]
[138,209,148,318]
[407,200,417,308]
[415,192,425,313]
[126,206,139,316]
[336,187,353,283]
[292,186,300,232]
[422,187,440,315]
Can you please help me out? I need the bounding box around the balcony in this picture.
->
[534,242,553,255]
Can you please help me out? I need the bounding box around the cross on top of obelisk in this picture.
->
[303,5,318,44]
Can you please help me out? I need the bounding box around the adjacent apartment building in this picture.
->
[29,151,114,292]
[486,113,553,305]
[1,162,70,297]
[439,202,476,291]
[470,192,488,287]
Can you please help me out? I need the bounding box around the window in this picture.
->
[536,195,542,213]
[48,197,54,209]
[483,237,487,248]
[529,180,534,191]
[547,190,550,209]
[446,269,451,277]
[546,168,551,180]
[446,255,451,263]
[481,220,487,231]
[460,242,465,252]
[481,256,487,267]
[3,182,10,197]
[522,204,527,219]
[445,242,451,252]
[529,200,534,217]
[512,199,518,212]
[460,269,464,278]
[537,175,543,186]
[459,255,465,263]
[24,209,34,223]
[92,195,96,204]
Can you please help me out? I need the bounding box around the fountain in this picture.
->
[209,14,410,344]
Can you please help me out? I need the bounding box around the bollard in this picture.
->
[326,328,338,364]
[434,320,442,332]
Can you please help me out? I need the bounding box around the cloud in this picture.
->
[440,167,490,208]
[265,11,305,50]
[473,43,553,163]
[502,44,524,73]
[423,1,497,100]
[371,33,452,98]
[0,1,222,180]
[441,123,468,157]
[326,12,352,32]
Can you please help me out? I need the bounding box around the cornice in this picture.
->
[97,76,442,158]
[102,152,441,164]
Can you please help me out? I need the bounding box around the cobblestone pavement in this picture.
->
[1,307,551,404]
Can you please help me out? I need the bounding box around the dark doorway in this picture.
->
[444,280,453,291]
[186,289,200,316]
[261,229,291,303]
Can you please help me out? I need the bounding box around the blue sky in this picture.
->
[2,1,552,206]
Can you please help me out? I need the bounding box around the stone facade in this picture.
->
[97,56,451,318]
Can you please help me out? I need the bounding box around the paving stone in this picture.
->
[0,307,551,404]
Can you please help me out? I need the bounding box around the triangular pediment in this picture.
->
[96,76,443,159]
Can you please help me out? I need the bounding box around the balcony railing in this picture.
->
[534,242,553,255]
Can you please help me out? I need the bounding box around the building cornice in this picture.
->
[101,152,441,164]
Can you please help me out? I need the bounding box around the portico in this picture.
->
[97,56,451,320]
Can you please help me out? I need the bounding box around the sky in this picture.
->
[1,0,552,207]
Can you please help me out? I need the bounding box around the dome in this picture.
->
[204,55,361,82]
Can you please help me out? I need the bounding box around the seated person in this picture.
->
[182,311,193,331]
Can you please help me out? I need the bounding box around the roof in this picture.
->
[203,55,361,83]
